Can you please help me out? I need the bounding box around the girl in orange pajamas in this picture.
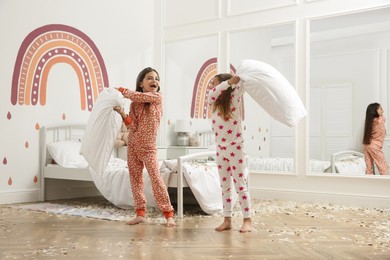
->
[114,67,175,227]
[363,103,388,175]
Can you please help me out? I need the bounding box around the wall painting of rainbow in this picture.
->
[11,24,109,111]
[191,58,242,119]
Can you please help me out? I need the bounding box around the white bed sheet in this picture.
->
[248,157,331,173]
[333,157,366,175]
[247,155,365,175]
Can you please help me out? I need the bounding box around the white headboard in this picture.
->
[40,124,85,165]
[331,150,364,173]
[42,124,85,143]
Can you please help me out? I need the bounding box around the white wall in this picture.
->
[164,35,219,145]
[0,0,155,203]
[2,0,390,208]
[311,31,390,154]
[161,0,390,208]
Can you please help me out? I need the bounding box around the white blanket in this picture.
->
[91,158,171,209]
[80,88,223,214]
[163,160,224,214]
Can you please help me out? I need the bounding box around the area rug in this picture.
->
[11,197,132,221]
[10,196,206,222]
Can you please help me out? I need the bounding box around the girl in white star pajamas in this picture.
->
[208,73,252,233]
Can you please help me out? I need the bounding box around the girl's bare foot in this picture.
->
[215,217,232,231]
[126,215,146,225]
[166,217,176,227]
[239,218,252,233]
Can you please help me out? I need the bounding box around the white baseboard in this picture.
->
[0,182,101,205]
[0,190,40,204]
[250,188,390,209]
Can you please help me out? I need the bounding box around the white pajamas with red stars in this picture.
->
[208,81,251,218]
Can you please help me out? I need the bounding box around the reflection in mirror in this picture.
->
[164,36,219,145]
[230,23,296,173]
[309,7,390,175]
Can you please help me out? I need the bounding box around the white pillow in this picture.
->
[237,59,307,127]
[47,141,88,168]
[80,87,124,175]
[162,159,178,172]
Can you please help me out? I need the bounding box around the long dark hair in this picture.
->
[363,102,381,145]
[135,67,160,92]
[212,73,234,119]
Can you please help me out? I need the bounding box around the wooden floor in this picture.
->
[1,198,389,259]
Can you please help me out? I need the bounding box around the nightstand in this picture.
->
[166,146,208,159]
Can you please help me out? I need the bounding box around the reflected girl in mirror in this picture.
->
[363,103,388,175]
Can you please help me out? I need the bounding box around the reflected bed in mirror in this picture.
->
[248,150,364,175]
[309,7,390,176]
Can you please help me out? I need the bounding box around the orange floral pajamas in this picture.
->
[364,116,388,175]
[119,88,174,217]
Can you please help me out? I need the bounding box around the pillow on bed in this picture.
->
[163,159,178,172]
[47,141,88,168]
[335,157,366,175]
[236,59,306,127]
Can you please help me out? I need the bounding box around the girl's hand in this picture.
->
[113,106,126,118]
[113,105,121,112]
[228,75,240,85]
[115,87,125,93]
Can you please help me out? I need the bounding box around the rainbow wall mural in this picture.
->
[191,58,238,119]
[11,24,109,111]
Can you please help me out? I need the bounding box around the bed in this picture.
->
[39,124,224,218]
[39,124,149,195]
[176,151,220,218]
[330,150,365,175]
[39,124,91,202]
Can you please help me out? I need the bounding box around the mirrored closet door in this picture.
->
[309,7,390,176]
[230,23,296,173]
